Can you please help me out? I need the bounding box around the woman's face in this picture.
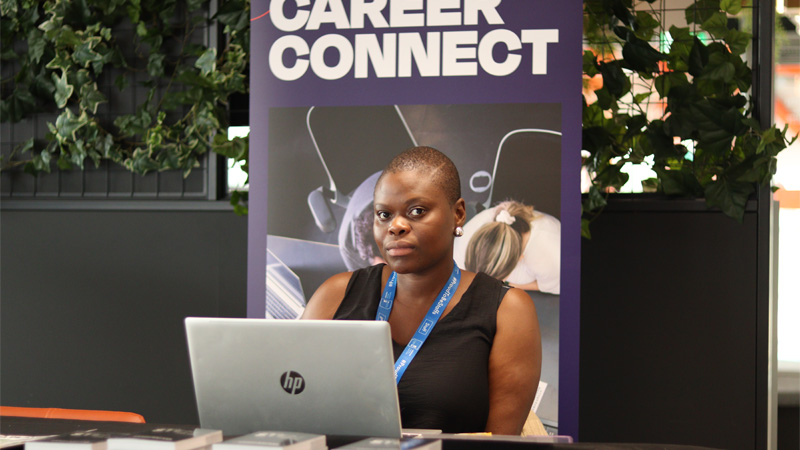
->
[373,170,465,275]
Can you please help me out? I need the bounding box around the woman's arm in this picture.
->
[484,287,542,435]
[300,272,353,320]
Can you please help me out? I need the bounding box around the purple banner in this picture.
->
[248,0,581,438]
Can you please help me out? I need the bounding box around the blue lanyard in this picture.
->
[375,263,461,384]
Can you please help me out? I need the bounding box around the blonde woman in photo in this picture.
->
[454,201,561,295]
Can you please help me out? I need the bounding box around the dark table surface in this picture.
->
[0,416,721,450]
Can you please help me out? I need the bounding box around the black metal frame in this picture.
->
[753,1,778,449]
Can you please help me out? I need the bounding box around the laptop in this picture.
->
[185,318,402,438]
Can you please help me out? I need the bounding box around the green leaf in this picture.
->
[31,68,56,97]
[38,9,62,34]
[704,177,754,222]
[585,185,607,212]
[25,148,53,174]
[55,28,81,48]
[56,153,72,170]
[214,0,249,33]
[126,0,141,22]
[73,69,92,88]
[27,28,46,64]
[634,11,660,41]
[0,88,37,123]
[135,21,147,37]
[17,138,36,155]
[653,166,703,196]
[99,26,112,41]
[1,0,18,16]
[702,12,729,39]
[187,0,205,11]
[230,190,249,216]
[621,35,665,73]
[734,154,777,184]
[693,129,734,158]
[66,139,88,169]
[582,126,613,154]
[46,50,72,71]
[580,217,591,239]
[79,82,107,114]
[1,47,17,61]
[54,109,88,141]
[583,50,599,77]
[663,107,696,141]
[724,29,751,56]
[667,26,693,71]
[688,37,709,77]
[720,0,742,15]
[646,122,686,165]
[594,88,615,110]
[655,71,688,98]
[212,134,248,160]
[128,147,161,174]
[599,61,629,97]
[641,178,659,193]
[686,0,721,25]
[195,48,217,76]
[52,70,74,108]
[693,100,745,135]
[147,52,165,77]
[595,164,629,191]
[624,114,647,136]
[633,92,651,104]
[733,57,752,92]
[177,69,216,89]
[611,2,636,28]
[73,37,103,68]
[701,55,735,82]
[114,74,129,91]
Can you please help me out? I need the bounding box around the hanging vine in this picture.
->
[1,0,249,211]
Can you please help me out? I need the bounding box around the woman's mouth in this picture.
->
[386,243,414,257]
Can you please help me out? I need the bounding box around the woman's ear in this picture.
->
[453,198,467,227]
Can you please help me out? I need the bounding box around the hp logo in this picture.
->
[280,371,305,395]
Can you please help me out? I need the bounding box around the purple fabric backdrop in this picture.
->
[248,0,581,438]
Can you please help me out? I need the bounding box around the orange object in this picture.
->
[775,64,800,76]
[0,406,145,423]
[774,188,800,209]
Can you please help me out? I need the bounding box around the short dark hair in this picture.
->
[379,146,461,205]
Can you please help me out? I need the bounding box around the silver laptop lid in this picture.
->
[185,318,402,438]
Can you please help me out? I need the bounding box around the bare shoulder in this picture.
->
[301,271,354,320]
[497,286,540,332]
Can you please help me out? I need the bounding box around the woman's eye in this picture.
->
[376,211,390,220]
[409,207,425,217]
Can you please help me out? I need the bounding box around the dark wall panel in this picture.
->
[1,210,247,425]
[580,198,765,449]
[778,405,799,450]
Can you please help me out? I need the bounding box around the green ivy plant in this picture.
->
[582,0,795,237]
[1,0,249,213]
[5,0,792,223]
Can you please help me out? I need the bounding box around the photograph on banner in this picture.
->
[265,102,562,430]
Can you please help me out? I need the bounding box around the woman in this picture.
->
[455,201,560,294]
[302,147,541,435]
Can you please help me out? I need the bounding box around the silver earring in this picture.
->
[454,226,464,237]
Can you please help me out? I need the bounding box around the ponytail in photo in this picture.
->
[464,201,534,280]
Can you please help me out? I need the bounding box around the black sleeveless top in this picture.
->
[333,264,507,433]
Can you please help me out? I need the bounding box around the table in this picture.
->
[0,416,721,449]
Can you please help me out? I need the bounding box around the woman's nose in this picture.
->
[388,216,409,235]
